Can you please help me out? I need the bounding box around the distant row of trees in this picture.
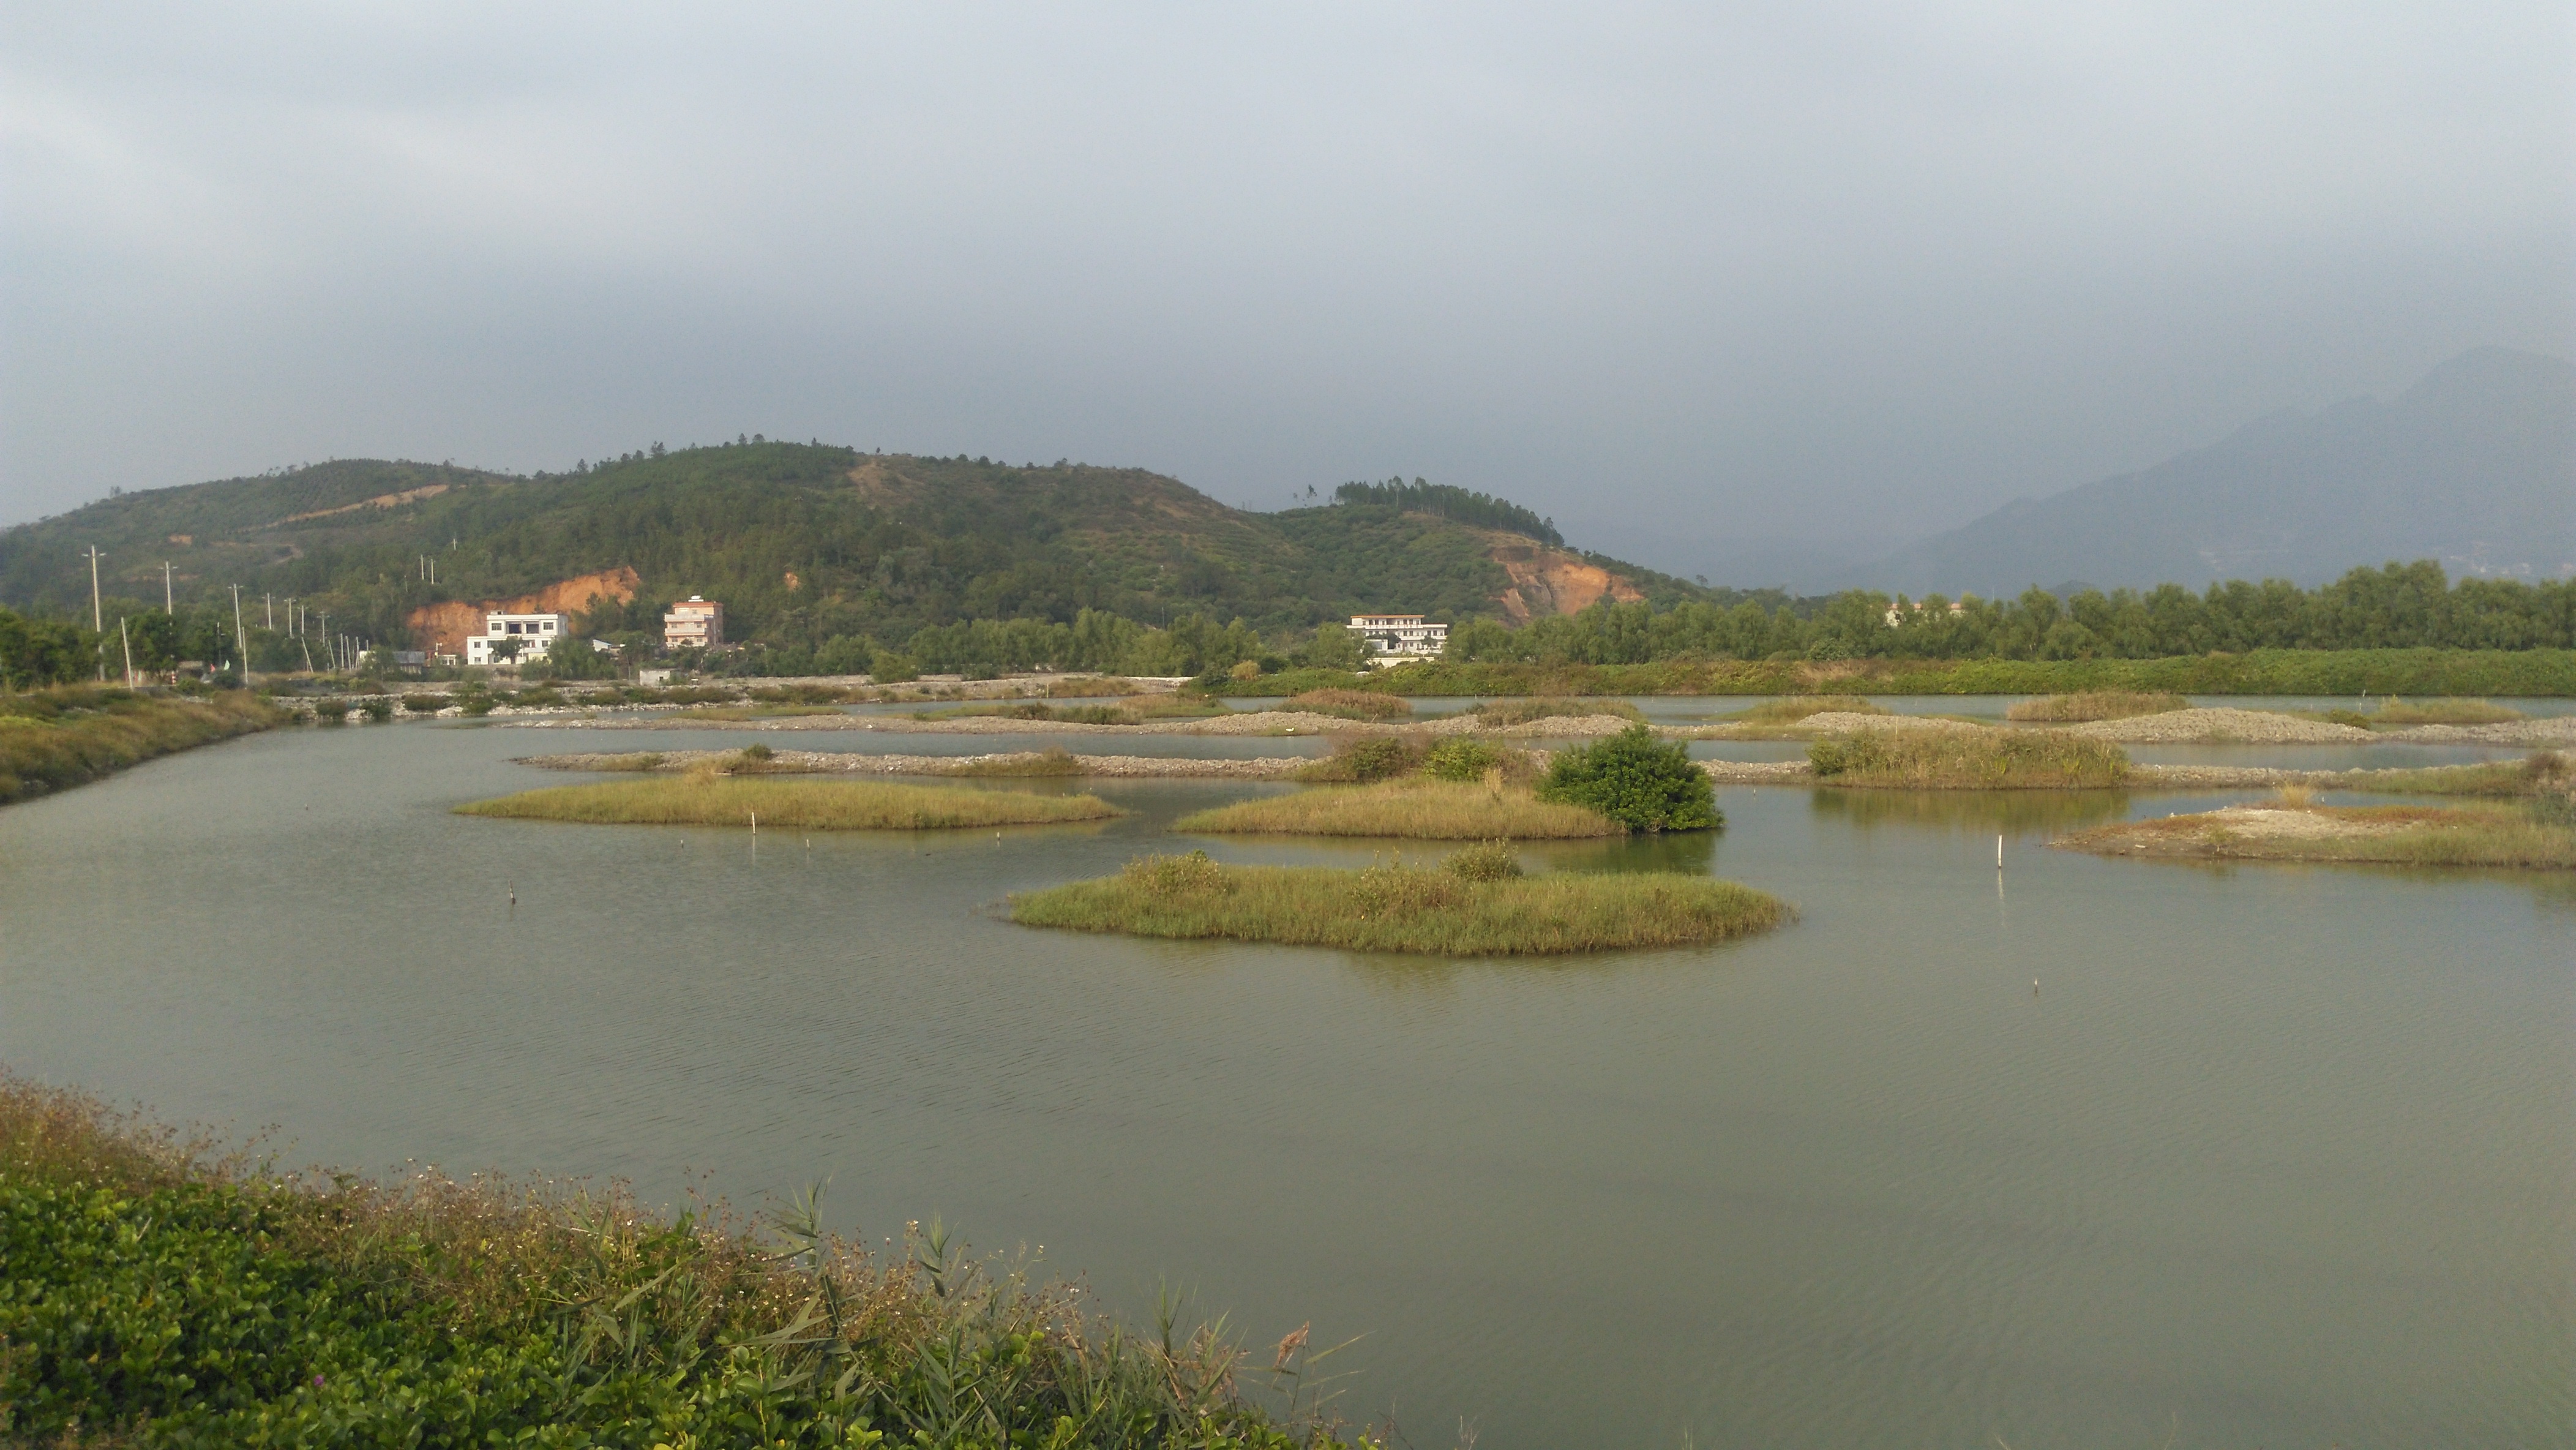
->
[1444,562,2576,665]
[9,562,2569,690]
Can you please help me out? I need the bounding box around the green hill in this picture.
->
[0,445,1715,658]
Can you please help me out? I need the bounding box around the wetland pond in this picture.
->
[1,720,2567,1446]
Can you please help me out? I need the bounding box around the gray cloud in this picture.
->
[5,2,2569,578]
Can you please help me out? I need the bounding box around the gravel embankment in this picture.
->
[2064,707,2373,744]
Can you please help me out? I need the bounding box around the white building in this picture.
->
[465,612,570,667]
[1350,614,1448,658]
[664,596,725,650]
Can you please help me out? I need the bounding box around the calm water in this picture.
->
[1,723,2568,1447]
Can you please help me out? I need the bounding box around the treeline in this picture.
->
[0,603,308,689]
[1333,477,1562,544]
[1445,562,2575,665]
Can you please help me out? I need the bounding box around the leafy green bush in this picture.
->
[1537,724,1718,832]
[870,650,921,683]
[1442,840,1524,881]
[1423,738,1502,780]
[1297,736,1425,784]
[312,699,351,723]
[399,693,446,713]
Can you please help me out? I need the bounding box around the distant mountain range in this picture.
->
[1860,347,2576,596]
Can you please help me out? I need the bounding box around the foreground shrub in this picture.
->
[2005,691,2188,722]
[0,1071,1366,1449]
[1014,856,1788,955]
[1537,724,1719,832]
[1809,727,2130,788]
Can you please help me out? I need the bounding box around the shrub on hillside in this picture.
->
[1537,724,1718,833]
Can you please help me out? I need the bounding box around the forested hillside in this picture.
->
[0,445,1709,662]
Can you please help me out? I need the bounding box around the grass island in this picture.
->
[1175,778,1625,840]
[2054,792,2575,870]
[458,773,1121,830]
[1011,849,1789,955]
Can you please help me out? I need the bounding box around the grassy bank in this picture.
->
[458,773,1120,829]
[914,694,1226,726]
[1222,649,2576,698]
[2054,798,2576,869]
[2321,753,2570,797]
[0,1072,1365,1448]
[0,686,285,805]
[1176,779,1624,839]
[1809,727,2132,788]
[1012,851,1789,955]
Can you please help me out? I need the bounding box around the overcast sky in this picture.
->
[4,2,2569,578]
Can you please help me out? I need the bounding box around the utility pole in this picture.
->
[118,617,135,688]
[163,561,174,613]
[263,594,274,630]
[84,546,103,631]
[231,584,252,688]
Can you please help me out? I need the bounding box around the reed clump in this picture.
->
[1177,778,1623,840]
[1809,727,2131,789]
[457,775,1120,830]
[2055,800,2576,869]
[0,686,284,805]
[1470,697,1644,727]
[1715,696,1887,724]
[2364,697,2527,726]
[2005,691,2188,723]
[0,1070,1367,1448]
[1012,851,1789,955]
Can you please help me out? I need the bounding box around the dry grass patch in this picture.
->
[2006,691,2188,723]
[0,687,285,805]
[2055,799,2575,869]
[1177,778,1623,839]
[948,744,1086,776]
[1809,727,2130,788]
[457,773,1119,830]
[1012,850,1788,955]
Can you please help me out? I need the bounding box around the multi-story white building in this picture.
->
[465,612,569,667]
[1350,614,1448,658]
[664,596,725,650]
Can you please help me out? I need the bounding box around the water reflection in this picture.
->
[1526,830,1720,875]
[1806,786,2133,835]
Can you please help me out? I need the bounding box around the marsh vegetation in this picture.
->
[0,1071,1362,1448]
[1808,727,2132,789]
[1011,849,1788,955]
[457,772,1120,830]
[2054,794,2576,869]
[1176,778,1623,840]
[0,686,283,805]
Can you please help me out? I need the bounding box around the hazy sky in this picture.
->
[4,2,2570,578]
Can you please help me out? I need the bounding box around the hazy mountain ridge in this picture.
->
[1861,347,2576,596]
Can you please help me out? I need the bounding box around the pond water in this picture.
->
[1,723,2567,1447]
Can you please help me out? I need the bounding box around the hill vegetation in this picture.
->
[0,445,1710,680]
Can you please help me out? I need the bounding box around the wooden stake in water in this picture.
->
[1997,834,2004,870]
[750,810,757,835]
